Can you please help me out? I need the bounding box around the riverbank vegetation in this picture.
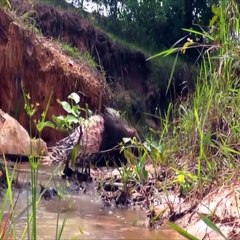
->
[1,0,240,239]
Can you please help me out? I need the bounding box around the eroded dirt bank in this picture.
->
[0,7,111,141]
[12,0,151,94]
[10,0,197,122]
[1,0,196,140]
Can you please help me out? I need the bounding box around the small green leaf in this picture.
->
[52,115,65,124]
[60,101,72,114]
[210,15,218,27]
[71,145,81,165]
[52,115,68,129]
[68,92,80,104]
[211,5,221,15]
[36,121,55,132]
[124,150,136,165]
[65,115,79,124]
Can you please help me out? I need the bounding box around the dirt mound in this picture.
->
[0,7,111,142]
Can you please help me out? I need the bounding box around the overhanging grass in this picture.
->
[145,0,240,197]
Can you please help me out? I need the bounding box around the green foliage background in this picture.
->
[56,0,219,52]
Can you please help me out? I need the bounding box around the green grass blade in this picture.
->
[199,214,228,240]
[182,28,214,41]
[165,53,178,95]
[169,222,199,240]
[146,48,179,60]
[56,218,67,240]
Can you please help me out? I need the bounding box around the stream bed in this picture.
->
[3,163,183,239]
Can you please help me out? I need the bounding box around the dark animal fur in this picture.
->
[1,154,29,162]
[93,113,137,167]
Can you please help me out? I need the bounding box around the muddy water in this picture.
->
[7,163,182,240]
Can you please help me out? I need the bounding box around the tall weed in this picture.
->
[148,0,240,192]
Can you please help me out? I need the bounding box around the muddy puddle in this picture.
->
[3,163,183,239]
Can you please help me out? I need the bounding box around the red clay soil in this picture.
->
[0,8,111,142]
[10,0,154,119]
[12,0,151,93]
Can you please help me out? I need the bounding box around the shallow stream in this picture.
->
[4,163,182,239]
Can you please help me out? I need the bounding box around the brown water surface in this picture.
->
[5,163,183,239]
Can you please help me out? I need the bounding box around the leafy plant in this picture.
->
[172,169,198,196]
[121,137,149,183]
[119,165,134,194]
[135,151,148,183]
[53,92,95,168]
[53,92,91,131]
[22,90,55,239]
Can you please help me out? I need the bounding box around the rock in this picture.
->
[0,109,47,156]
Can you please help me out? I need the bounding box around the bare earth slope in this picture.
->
[10,0,153,118]
[0,7,111,141]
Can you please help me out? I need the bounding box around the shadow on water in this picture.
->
[5,163,183,239]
